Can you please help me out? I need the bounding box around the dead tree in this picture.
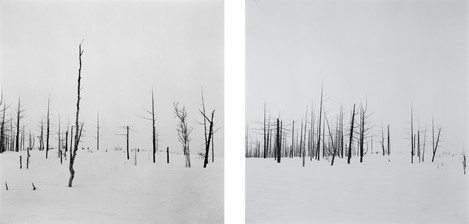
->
[347,104,357,164]
[410,105,414,164]
[324,113,336,166]
[46,96,50,159]
[39,118,44,151]
[126,126,130,160]
[27,131,34,169]
[201,109,215,168]
[15,98,24,152]
[431,117,441,162]
[263,101,267,159]
[200,89,215,168]
[276,118,281,163]
[463,145,466,174]
[357,102,371,163]
[68,41,84,187]
[0,93,6,153]
[167,146,170,163]
[387,124,390,156]
[302,107,308,167]
[174,102,192,168]
[381,124,386,156]
[316,83,324,161]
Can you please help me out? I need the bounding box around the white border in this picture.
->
[224,0,245,223]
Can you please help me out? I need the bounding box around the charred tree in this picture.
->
[276,118,281,163]
[15,98,24,152]
[347,104,356,164]
[316,83,324,161]
[410,105,414,164]
[68,41,84,187]
[46,97,50,159]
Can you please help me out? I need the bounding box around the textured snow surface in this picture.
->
[0,149,223,224]
[246,154,468,224]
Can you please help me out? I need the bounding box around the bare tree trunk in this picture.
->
[152,90,156,163]
[387,124,390,156]
[263,101,267,158]
[431,127,441,162]
[15,98,22,152]
[316,84,323,161]
[422,126,427,162]
[126,126,130,160]
[65,130,68,160]
[347,104,356,164]
[167,146,169,164]
[410,105,414,164]
[68,41,84,187]
[46,97,50,159]
[276,118,281,163]
[203,111,215,168]
[0,103,5,154]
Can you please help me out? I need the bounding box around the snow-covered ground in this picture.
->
[246,153,468,224]
[0,149,223,224]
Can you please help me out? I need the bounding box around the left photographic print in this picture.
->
[0,0,224,223]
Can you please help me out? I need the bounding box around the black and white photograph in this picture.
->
[246,0,467,223]
[0,0,224,223]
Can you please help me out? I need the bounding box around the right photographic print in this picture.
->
[245,0,468,223]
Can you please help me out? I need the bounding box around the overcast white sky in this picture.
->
[247,0,467,154]
[1,0,224,157]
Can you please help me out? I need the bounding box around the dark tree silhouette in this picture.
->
[347,104,356,164]
[46,96,50,159]
[68,41,84,187]
[15,98,25,152]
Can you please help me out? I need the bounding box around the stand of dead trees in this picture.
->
[245,86,455,167]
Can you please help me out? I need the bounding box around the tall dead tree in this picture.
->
[151,90,156,163]
[174,102,192,168]
[357,102,370,163]
[126,126,130,160]
[381,124,386,156]
[324,113,336,166]
[410,105,414,164]
[201,109,215,168]
[276,118,281,163]
[387,124,390,156]
[263,101,267,159]
[302,107,308,166]
[39,118,44,151]
[347,104,356,164]
[431,117,441,162]
[316,83,324,161]
[0,94,6,153]
[46,96,50,159]
[15,98,24,152]
[27,131,34,169]
[200,89,215,168]
[68,41,84,187]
